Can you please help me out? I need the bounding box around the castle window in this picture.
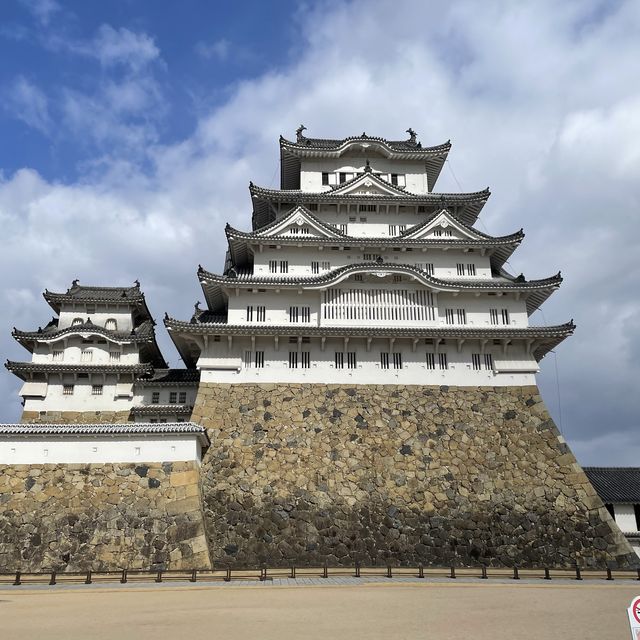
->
[81,349,93,362]
[438,353,448,370]
[490,308,499,324]
[52,350,63,362]
[445,309,467,325]
[311,261,319,274]
[63,384,74,396]
[426,353,435,370]
[457,263,465,276]
[255,351,265,368]
[347,352,357,369]
[322,261,330,271]
[457,309,467,324]
[466,264,476,276]
[289,306,299,323]
[109,351,121,362]
[322,172,329,185]
[105,318,117,331]
[269,260,277,273]
[72,318,83,326]
[398,225,406,233]
[256,306,266,322]
[359,204,376,212]
[501,309,510,325]
[484,354,494,370]
[359,217,367,223]
[169,392,177,404]
[425,263,434,276]
[246,306,254,322]
[472,354,482,370]
[288,351,298,369]
[152,392,160,404]
[390,174,406,187]
[339,224,348,234]
[393,275,402,283]
[380,353,390,370]
[179,392,187,404]
[392,353,403,369]
[388,225,397,236]
[279,260,289,273]
[150,418,158,424]
[354,275,363,281]
[301,351,311,368]
[91,385,103,396]
[363,253,380,261]
[349,216,356,222]
[334,352,344,369]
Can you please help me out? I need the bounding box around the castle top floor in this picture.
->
[280,127,451,194]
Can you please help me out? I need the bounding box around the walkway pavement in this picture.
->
[1,577,638,639]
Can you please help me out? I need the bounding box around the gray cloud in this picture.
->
[1,0,638,465]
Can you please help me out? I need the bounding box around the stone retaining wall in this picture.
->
[192,383,637,569]
[0,461,211,572]
[21,410,132,424]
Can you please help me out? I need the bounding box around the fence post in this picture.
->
[481,565,488,579]
[155,570,162,583]
[120,569,127,584]
[636,568,640,581]
[190,569,197,583]
[85,570,92,585]
[290,566,296,579]
[260,565,267,582]
[224,566,231,582]
[512,566,519,580]
[418,564,424,579]
[450,565,456,579]
[544,567,551,580]
[355,561,361,578]
[13,570,21,586]
[575,564,582,581]
[49,571,56,586]
[606,567,613,581]
[322,561,328,579]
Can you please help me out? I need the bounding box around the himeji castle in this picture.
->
[165,127,573,387]
[3,127,636,572]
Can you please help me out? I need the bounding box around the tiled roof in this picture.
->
[5,361,153,381]
[583,467,640,503]
[280,132,451,154]
[136,368,200,386]
[130,405,193,415]
[13,319,156,343]
[0,422,210,446]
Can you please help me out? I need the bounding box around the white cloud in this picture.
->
[92,25,160,71]
[1,0,639,463]
[4,76,51,134]
[20,0,60,26]
[195,38,230,61]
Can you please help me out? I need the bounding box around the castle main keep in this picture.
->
[2,127,637,570]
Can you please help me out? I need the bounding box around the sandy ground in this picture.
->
[0,580,638,640]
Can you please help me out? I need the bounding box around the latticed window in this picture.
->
[472,354,482,370]
[347,352,357,369]
[392,353,403,369]
[359,204,376,212]
[105,318,117,331]
[169,392,177,404]
[255,351,265,368]
[279,260,289,273]
[91,385,103,396]
[490,308,499,324]
[334,352,344,369]
[246,306,254,321]
[457,263,465,276]
[288,351,298,369]
[301,352,311,369]
[388,225,397,235]
[501,309,510,325]
[151,392,160,404]
[256,306,266,322]
[289,306,299,323]
[109,351,121,362]
[179,392,187,404]
[425,353,435,370]
[438,353,448,370]
[380,353,390,370]
[81,349,93,362]
[311,261,319,274]
[398,225,406,233]
[63,384,74,396]
[484,354,494,370]
[269,260,277,273]
[466,264,476,276]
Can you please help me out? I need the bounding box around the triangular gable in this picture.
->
[401,209,483,241]
[330,172,408,197]
[256,206,345,239]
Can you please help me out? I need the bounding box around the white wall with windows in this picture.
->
[197,335,538,386]
[58,305,136,331]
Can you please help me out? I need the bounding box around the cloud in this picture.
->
[195,38,230,61]
[19,0,60,26]
[3,76,51,134]
[1,0,639,465]
[92,25,161,71]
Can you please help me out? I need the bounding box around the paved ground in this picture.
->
[1,578,638,639]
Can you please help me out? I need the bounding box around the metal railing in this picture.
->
[1,563,639,587]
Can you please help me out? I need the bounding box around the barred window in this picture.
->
[169,392,177,404]
[339,224,348,234]
[289,306,299,323]
[354,274,363,281]
[311,261,319,274]
[380,352,390,370]
[457,263,465,276]
[457,309,467,325]
[388,225,397,235]
[301,352,311,369]
[109,351,121,362]
[105,318,117,331]
[246,306,254,322]
[334,352,344,369]
[472,353,482,370]
[288,351,298,369]
[393,353,403,369]
[255,351,264,368]
[484,353,494,370]
[279,260,289,273]
[490,308,499,324]
[393,275,402,283]
[347,352,357,369]
[81,349,93,362]
[269,260,277,273]
[425,263,434,276]
[363,253,380,261]
[501,309,510,325]
[63,384,74,396]
[256,306,266,322]
[359,204,376,212]
[398,224,406,233]
[152,391,160,404]
[92,385,103,396]
[52,350,63,362]
[438,353,448,370]
[301,307,310,322]
[466,264,476,276]
[425,353,435,370]
[179,391,187,404]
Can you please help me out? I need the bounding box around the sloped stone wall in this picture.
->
[0,461,211,572]
[192,383,637,569]
[21,410,132,424]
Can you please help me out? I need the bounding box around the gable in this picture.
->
[402,210,481,241]
[331,172,407,197]
[259,206,343,239]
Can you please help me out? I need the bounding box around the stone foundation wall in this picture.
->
[21,410,133,424]
[0,461,211,572]
[192,383,637,569]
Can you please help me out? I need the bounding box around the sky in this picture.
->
[0,0,638,465]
